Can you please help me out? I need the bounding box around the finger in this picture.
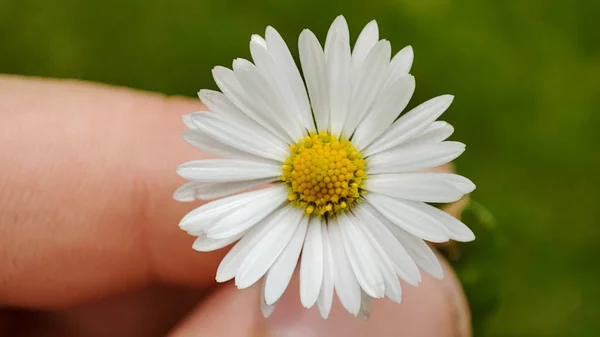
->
[168,284,261,337]
[0,76,217,308]
[6,286,203,337]
[53,286,201,337]
[0,310,7,337]
[169,255,470,337]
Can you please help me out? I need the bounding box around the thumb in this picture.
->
[167,283,261,337]
[168,255,470,337]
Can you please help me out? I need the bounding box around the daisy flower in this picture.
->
[175,15,475,319]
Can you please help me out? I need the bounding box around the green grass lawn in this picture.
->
[2,0,599,335]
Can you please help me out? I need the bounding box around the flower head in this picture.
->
[175,15,475,319]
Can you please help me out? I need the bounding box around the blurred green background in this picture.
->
[2,0,599,335]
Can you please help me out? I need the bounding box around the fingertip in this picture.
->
[165,256,471,337]
[260,257,470,337]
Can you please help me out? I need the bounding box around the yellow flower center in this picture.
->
[281,131,367,217]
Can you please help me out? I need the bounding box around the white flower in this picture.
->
[175,15,475,319]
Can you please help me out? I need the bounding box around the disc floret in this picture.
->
[281,131,367,217]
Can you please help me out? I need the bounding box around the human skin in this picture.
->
[0,75,471,337]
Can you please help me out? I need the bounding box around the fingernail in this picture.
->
[252,299,322,337]
[443,271,472,337]
[253,289,422,337]
[254,264,470,337]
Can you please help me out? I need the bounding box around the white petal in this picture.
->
[233,58,305,143]
[298,29,329,131]
[407,201,476,242]
[365,95,455,156]
[192,231,246,252]
[367,141,466,174]
[365,193,449,242]
[174,181,201,202]
[338,212,385,298]
[352,75,415,150]
[206,185,288,239]
[261,278,276,317]
[386,46,414,85]
[264,215,309,305]
[300,217,324,308]
[383,221,444,279]
[265,26,314,132]
[328,218,361,315]
[402,121,454,147]
[182,129,275,163]
[358,291,373,320]
[182,113,196,129]
[352,20,379,68]
[364,202,444,279]
[197,89,279,153]
[344,40,391,136]
[212,66,288,142]
[182,127,237,157]
[197,89,254,123]
[249,38,313,133]
[216,207,286,282]
[251,34,267,48]
[179,187,281,235]
[364,173,475,203]
[325,16,352,135]
[235,208,303,289]
[445,173,477,193]
[325,15,350,58]
[177,159,281,182]
[354,203,421,286]
[189,112,288,162]
[316,221,334,318]
[173,178,274,202]
[368,239,403,303]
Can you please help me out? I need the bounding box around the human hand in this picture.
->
[0,75,471,336]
